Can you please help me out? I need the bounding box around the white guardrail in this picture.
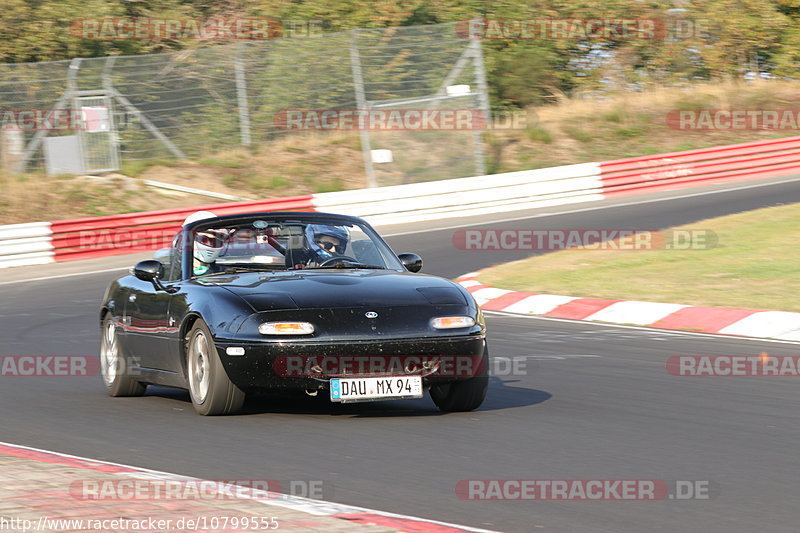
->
[313,162,603,226]
[0,222,54,268]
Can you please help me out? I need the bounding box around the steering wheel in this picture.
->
[317,255,359,267]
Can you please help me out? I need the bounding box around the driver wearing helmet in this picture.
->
[183,211,227,276]
[293,224,349,267]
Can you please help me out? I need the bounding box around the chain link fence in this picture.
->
[0,22,490,187]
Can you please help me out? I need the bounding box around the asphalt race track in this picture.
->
[2,178,800,533]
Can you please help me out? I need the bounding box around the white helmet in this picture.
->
[183,211,223,264]
[183,210,217,227]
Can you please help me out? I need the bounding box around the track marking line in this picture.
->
[0,267,128,286]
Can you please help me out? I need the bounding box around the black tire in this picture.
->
[100,316,146,397]
[430,348,489,412]
[186,320,245,415]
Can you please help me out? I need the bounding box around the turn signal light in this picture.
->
[259,322,315,335]
[431,316,475,329]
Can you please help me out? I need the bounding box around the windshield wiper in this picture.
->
[190,264,279,276]
[309,262,385,270]
[221,263,282,272]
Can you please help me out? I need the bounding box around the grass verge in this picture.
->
[478,203,800,313]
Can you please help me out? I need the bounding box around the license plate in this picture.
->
[330,376,423,403]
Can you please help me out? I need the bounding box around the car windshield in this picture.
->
[189,216,403,275]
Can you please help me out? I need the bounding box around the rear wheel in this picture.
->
[430,348,488,412]
[186,320,245,415]
[100,316,146,397]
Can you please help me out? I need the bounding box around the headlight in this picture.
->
[431,316,475,329]
[259,322,315,335]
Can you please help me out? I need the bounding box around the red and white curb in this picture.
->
[0,441,497,533]
[456,272,800,342]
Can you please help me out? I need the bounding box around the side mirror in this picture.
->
[133,260,177,293]
[133,260,164,282]
[398,253,422,273]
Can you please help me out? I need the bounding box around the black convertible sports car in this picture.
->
[99,211,488,415]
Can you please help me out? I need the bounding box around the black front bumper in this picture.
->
[215,335,487,391]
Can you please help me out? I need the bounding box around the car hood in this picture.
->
[198,270,469,312]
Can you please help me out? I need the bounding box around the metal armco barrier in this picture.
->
[50,195,314,262]
[600,135,800,197]
[2,134,800,268]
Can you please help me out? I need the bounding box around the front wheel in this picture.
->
[186,320,245,415]
[430,349,489,412]
[100,316,146,397]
